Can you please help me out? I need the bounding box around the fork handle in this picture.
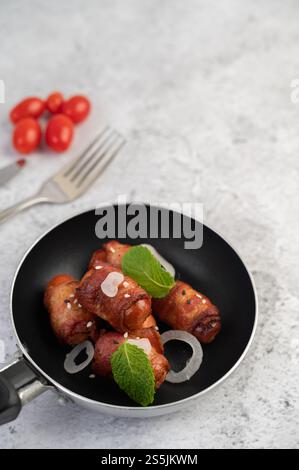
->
[0,195,50,224]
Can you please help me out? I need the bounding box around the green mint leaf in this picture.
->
[111,341,155,407]
[121,246,175,298]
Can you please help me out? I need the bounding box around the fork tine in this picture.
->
[70,128,120,183]
[52,127,125,202]
[76,136,126,190]
[63,126,111,178]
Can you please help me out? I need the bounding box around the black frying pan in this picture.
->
[0,205,257,423]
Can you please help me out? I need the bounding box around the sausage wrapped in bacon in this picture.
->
[97,315,164,355]
[44,274,97,346]
[92,331,169,389]
[77,265,151,332]
[129,314,163,354]
[88,241,221,343]
[153,280,221,344]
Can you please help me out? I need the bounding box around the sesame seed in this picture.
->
[123,281,129,287]
[73,298,78,304]
[89,374,96,379]
[95,265,102,270]
[124,332,128,338]
[196,294,202,299]
[202,299,207,304]
[124,294,131,298]
[86,321,93,328]
[78,304,82,308]
[110,247,116,253]
[69,294,75,298]
[67,303,72,310]
[136,337,140,339]
[155,326,159,331]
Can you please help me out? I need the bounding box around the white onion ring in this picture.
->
[64,340,94,374]
[161,330,203,383]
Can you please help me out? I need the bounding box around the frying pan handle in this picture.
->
[0,356,47,425]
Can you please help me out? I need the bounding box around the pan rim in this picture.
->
[9,203,258,414]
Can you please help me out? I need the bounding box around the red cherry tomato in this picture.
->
[45,114,74,152]
[13,118,41,154]
[10,97,45,124]
[62,95,90,124]
[46,92,64,114]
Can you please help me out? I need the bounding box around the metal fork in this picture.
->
[0,127,126,224]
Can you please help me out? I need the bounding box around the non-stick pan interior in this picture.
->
[11,206,256,407]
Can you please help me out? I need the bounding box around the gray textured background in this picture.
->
[0,0,298,449]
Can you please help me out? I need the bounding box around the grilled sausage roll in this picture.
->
[77,265,151,332]
[153,280,221,343]
[88,241,221,343]
[92,331,169,389]
[89,241,130,270]
[96,315,163,354]
[44,274,97,346]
